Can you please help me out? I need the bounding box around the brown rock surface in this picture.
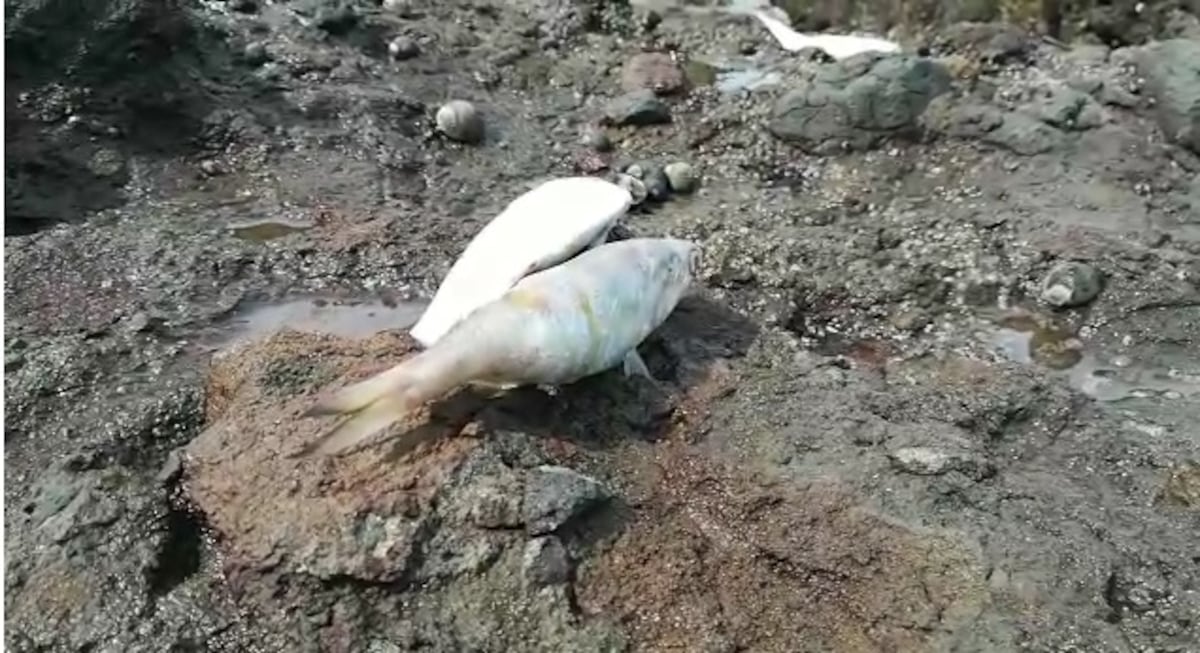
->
[184,329,482,590]
[620,52,686,96]
[577,443,989,653]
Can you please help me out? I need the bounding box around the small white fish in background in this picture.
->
[753,9,901,60]
[303,237,701,456]
[408,176,633,348]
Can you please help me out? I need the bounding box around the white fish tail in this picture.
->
[300,352,459,456]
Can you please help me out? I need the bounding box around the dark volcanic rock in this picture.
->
[768,54,952,153]
[523,465,611,535]
[620,52,686,95]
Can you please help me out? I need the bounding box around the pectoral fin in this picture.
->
[621,349,655,382]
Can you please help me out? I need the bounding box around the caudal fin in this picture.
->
[298,362,426,456]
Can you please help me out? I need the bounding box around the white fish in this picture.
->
[753,9,901,60]
[303,237,701,456]
[408,176,633,348]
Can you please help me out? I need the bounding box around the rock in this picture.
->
[663,161,697,194]
[616,173,647,205]
[522,465,610,535]
[387,35,419,60]
[888,447,994,481]
[1159,461,1200,508]
[435,100,484,143]
[184,330,482,588]
[523,536,571,586]
[604,90,671,126]
[642,164,671,202]
[87,148,127,178]
[920,97,1064,155]
[1021,84,1104,130]
[242,41,269,66]
[620,52,685,96]
[1040,262,1104,308]
[768,55,952,153]
[579,125,612,151]
[939,22,1032,63]
[1137,39,1200,154]
[1064,44,1111,66]
[313,2,358,35]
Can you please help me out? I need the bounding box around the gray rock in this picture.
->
[920,97,1064,155]
[642,164,671,201]
[663,161,698,194]
[984,112,1064,155]
[387,35,419,61]
[435,100,484,143]
[242,41,269,66]
[1137,39,1200,154]
[888,447,994,481]
[1021,84,1103,130]
[1040,262,1104,308]
[580,126,612,151]
[523,536,571,586]
[768,55,952,152]
[620,52,685,96]
[605,90,671,126]
[522,465,610,535]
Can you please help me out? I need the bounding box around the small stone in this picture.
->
[88,148,126,178]
[888,447,994,480]
[604,90,671,127]
[1040,262,1104,308]
[624,163,645,179]
[199,159,224,176]
[616,174,647,205]
[388,35,419,60]
[435,100,484,143]
[579,126,612,152]
[642,165,671,202]
[230,0,258,12]
[522,465,610,535]
[522,536,571,586]
[663,161,697,194]
[156,449,184,486]
[242,41,269,66]
[620,52,686,96]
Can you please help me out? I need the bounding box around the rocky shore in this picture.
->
[5,0,1200,650]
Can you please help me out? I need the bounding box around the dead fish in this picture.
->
[408,176,633,348]
[753,9,900,59]
[302,237,700,456]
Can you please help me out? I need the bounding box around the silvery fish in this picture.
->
[753,9,900,59]
[303,237,701,456]
[408,176,633,348]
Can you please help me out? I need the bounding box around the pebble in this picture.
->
[242,41,269,66]
[579,126,611,152]
[642,165,671,202]
[616,174,647,205]
[387,35,419,60]
[604,90,671,127]
[435,100,484,143]
[1040,261,1104,308]
[663,161,697,194]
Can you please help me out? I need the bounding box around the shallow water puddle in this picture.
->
[686,56,782,93]
[228,218,313,242]
[982,311,1200,402]
[206,295,429,350]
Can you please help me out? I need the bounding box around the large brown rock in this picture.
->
[185,329,482,587]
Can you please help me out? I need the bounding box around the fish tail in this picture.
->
[300,356,438,456]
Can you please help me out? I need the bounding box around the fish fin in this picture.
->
[622,349,656,382]
[300,364,424,456]
[300,394,421,457]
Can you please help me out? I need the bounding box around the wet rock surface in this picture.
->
[6,0,1200,651]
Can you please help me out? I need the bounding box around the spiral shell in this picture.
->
[435,100,485,144]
